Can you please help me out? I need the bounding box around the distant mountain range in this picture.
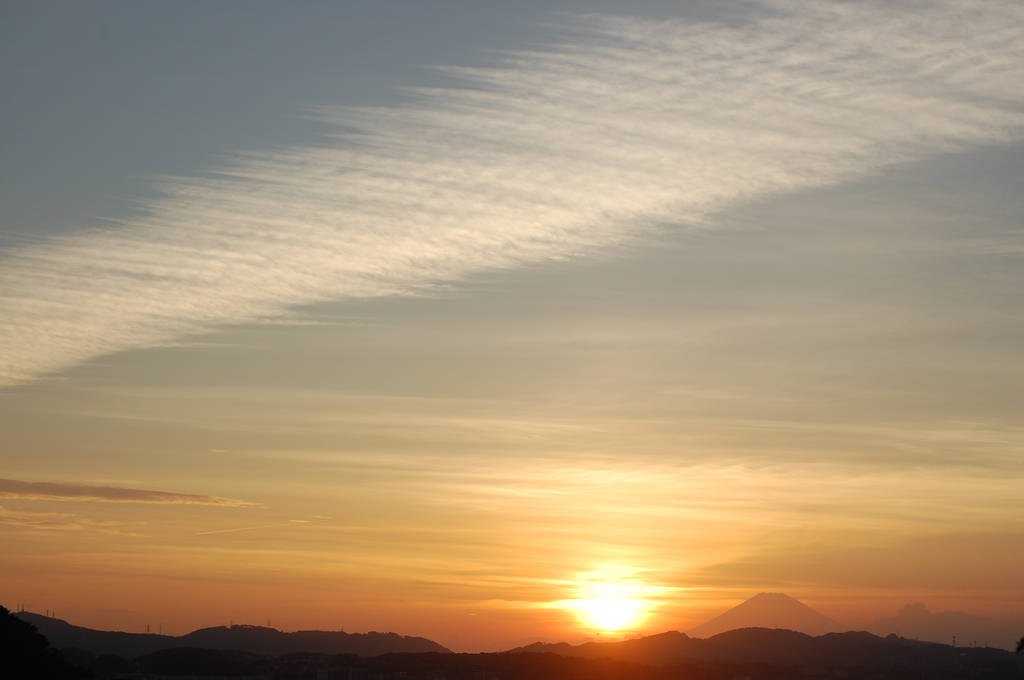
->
[509,592,1021,666]
[512,627,1014,667]
[16,590,1023,667]
[676,591,1021,651]
[687,592,844,638]
[872,602,1022,650]
[16,611,450,659]
[84,637,1024,680]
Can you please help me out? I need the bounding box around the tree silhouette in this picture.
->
[0,605,92,679]
[1016,635,1023,655]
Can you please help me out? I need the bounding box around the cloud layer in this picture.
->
[0,478,253,506]
[1,0,1022,386]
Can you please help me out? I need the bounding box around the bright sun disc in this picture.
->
[577,598,648,631]
[550,566,668,632]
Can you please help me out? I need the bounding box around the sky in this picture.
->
[1,0,1022,652]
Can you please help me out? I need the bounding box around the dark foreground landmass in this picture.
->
[6,607,1023,680]
[57,644,1024,680]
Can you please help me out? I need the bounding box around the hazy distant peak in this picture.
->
[687,593,845,639]
[898,603,931,617]
[869,602,1022,648]
[879,602,992,627]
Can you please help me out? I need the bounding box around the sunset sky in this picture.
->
[1,0,1022,652]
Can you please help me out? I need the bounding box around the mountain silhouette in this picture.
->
[872,602,1021,650]
[687,592,844,638]
[16,611,450,659]
[514,631,698,665]
[512,627,1020,668]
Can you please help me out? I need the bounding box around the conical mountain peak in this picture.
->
[688,592,844,638]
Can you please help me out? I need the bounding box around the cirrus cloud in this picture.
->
[1,0,1022,386]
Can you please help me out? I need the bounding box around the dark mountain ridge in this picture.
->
[16,611,450,659]
[13,610,1022,679]
[513,626,1019,667]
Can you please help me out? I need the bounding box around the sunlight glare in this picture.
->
[550,565,668,632]
[577,598,649,631]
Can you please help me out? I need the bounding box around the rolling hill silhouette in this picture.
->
[687,592,844,638]
[512,627,1017,667]
[15,611,450,659]
[11,607,1023,678]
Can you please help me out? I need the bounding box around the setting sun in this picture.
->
[573,598,651,631]
[551,566,667,632]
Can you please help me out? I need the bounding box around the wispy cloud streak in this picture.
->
[0,478,253,506]
[1,0,1022,385]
